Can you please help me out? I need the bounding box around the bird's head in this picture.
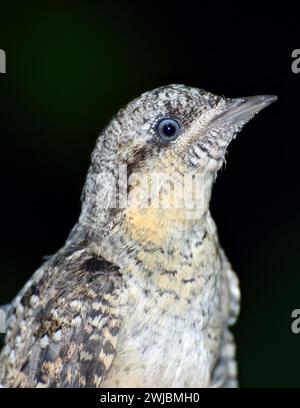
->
[79,84,276,242]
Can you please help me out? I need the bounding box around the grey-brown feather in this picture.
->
[0,243,122,388]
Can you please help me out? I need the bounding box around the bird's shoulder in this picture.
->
[0,243,123,388]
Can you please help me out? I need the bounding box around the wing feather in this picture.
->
[211,248,240,388]
[0,246,122,388]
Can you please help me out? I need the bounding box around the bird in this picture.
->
[0,84,277,388]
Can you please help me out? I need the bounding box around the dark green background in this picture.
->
[0,1,299,387]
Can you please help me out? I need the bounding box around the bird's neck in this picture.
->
[76,164,220,298]
[92,207,218,273]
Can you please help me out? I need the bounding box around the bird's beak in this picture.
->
[212,95,278,128]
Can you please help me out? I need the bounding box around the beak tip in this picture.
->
[212,93,278,128]
[261,94,278,106]
[235,94,278,117]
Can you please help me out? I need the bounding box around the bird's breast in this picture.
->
[101,217,224,387]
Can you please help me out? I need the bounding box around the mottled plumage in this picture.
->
[0,85,276,387]
[0,245,122,387]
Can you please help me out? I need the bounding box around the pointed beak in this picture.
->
[213,95,278,127]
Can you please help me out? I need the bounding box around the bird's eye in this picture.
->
[155,118,182,142]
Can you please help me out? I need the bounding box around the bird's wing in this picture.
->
[219,248,240,326]
[211,249,241,388]
[0,246,123,388]
[0,304,10,334]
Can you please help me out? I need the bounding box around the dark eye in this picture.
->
[155,118,182,142]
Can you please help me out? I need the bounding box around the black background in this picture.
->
[0,1,299,387]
